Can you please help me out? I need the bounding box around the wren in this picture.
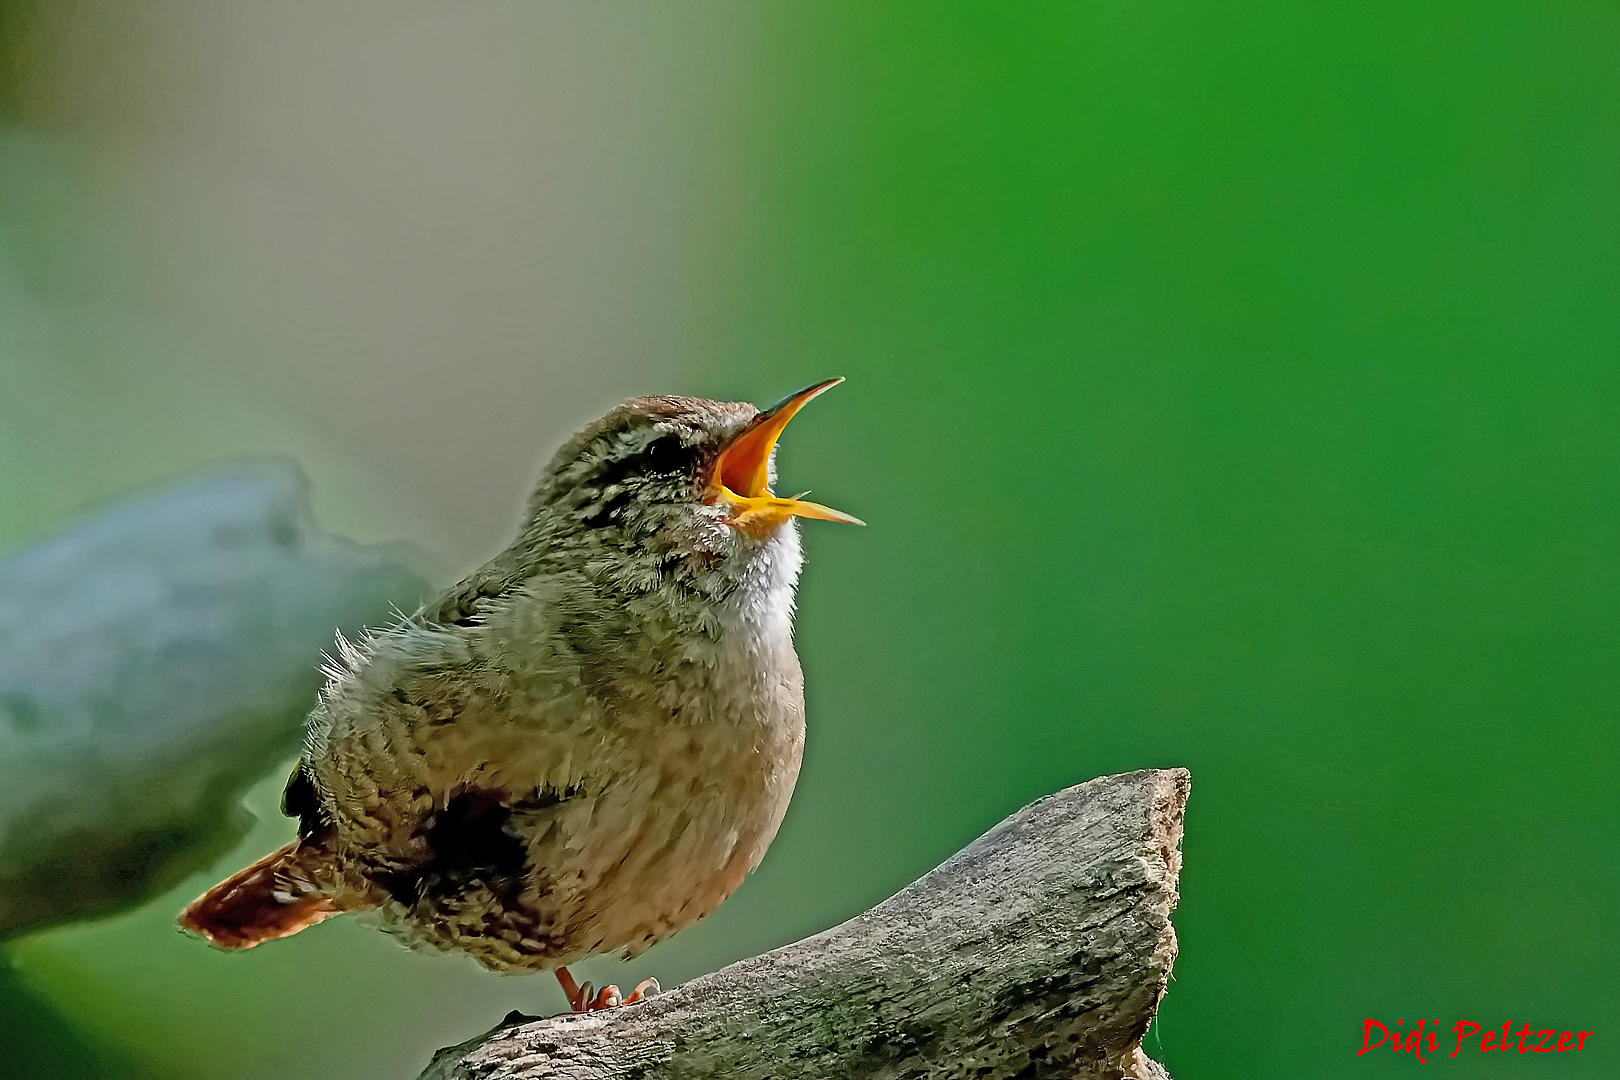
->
[180,380,860,1011]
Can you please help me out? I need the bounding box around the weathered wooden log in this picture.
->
[0,460,429,938]
[419,767,1188,1080]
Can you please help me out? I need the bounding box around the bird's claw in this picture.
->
[626,977,660,1004]
[581,977,660,1011]
[556,967,660,1013]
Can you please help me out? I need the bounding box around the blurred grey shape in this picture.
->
[0,460,430,939]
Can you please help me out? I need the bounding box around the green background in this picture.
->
[1,3,1614,1077]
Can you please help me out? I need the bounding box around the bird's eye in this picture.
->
[635,435,689,477]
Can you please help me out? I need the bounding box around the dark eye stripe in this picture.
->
[592,434,693,489]
[573,434,699,529]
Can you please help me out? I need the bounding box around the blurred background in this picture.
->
[0,2,1615,1078]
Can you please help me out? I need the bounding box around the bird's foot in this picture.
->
[555,967,660,1013]
[584,978,662,1011]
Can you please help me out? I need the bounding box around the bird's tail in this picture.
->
[178,841,343,949]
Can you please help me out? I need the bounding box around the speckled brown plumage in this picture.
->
[180,386,856,997]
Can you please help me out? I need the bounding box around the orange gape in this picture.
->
[179,842,339,949]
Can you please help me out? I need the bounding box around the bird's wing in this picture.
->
[281,762,330,840]
[417,552,527,627]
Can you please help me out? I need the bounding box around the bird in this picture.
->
[178,379,860,1012]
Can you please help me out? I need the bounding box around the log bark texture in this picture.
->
[419,767,1188,1080]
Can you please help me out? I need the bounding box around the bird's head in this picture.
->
[527,380,861,599]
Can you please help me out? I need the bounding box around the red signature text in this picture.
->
[1360,1019,1592,1062]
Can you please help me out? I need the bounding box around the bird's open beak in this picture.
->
[706,378,864,536]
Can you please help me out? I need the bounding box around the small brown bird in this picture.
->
[180,380,859,1011]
